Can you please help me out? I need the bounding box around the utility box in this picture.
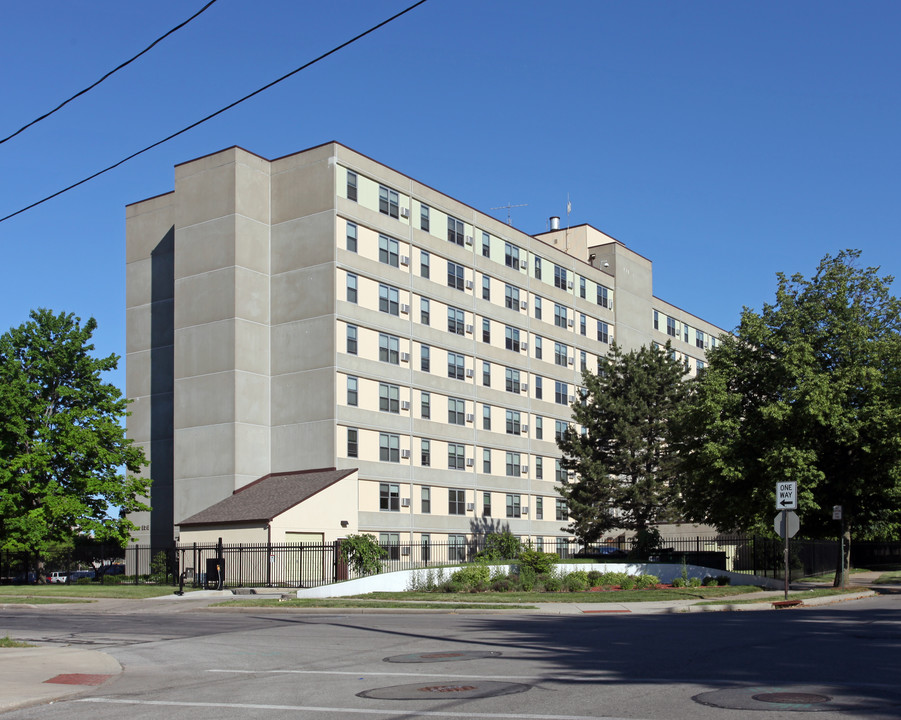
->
[205,557,225,589]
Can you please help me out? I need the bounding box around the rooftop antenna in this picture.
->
[491,202,528,226]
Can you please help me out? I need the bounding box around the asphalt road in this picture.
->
[3,593,901,719]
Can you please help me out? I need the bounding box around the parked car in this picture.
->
[66,570,96,582]
[49,571,68,584]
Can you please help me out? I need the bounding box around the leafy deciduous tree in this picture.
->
[674,251,901,584]
[0,309,149,562]
[556,341,687,544]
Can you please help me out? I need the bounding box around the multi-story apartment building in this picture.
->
[125,142,725,549]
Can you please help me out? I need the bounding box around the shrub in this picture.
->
[635,574,659,589]
[543,575,563,592]
[490,566,510,583]
[689,577,702,587]
[717,575,731,586]
[671,576,686,588]
[563,571,590,592]
[619,575,637,590]
[340,534,387,576]
[599,571,630,587]
[491,578,514,592]
[518,549,558,575]
[451,564,490,591]
[587,570,603,586]
[477,531,522,561]
[701,576,717,587]
[517,566,537,591]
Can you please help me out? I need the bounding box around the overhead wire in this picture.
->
[0,0,430,225]
[0,0,222,146]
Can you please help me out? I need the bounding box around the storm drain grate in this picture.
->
[384,650,502,664]
[358,681,531,700]
[694,685,901,713]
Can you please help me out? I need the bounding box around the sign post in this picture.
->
[775,483,798,600]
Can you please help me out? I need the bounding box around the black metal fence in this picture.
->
[1,534,848,588]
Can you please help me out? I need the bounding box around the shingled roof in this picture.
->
[178,467,356,526]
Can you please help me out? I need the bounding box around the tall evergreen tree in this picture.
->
[556,341,687,544]
[0,309,149,560]
[674,251,901,584]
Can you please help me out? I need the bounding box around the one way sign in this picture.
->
[775,481,798,510]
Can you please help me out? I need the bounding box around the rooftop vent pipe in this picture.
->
[550,216,560,230]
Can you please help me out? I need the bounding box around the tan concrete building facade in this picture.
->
[126,141,725,549]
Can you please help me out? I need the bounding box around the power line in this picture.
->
[0,0,222,146]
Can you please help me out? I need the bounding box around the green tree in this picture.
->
[0,309,149,562]
[556,341,687,544]
[674,251,901,585]
[339,533,387,576]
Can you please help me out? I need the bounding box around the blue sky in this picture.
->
[1,1,898,393]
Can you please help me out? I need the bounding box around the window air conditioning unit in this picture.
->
[567,318,574,327]
[568,395,576,403]
[401,449,411,459]
[400,207,410,218]
[401,546,411,555]
[401,497,411,506]
[463,280,473,291]
[568,356,574,365]
[466,458,474,468]
[522,465,529,474]
[400,352,410,363]
[465,413,474,423]
[465,324,473,334]
[465,368,474,378]
[401,400,410,410]
[400,255,410,266]
[521,342,528,351]
[520,259,528,270]
[465,235,474,245]
[521,300,528,310]
[466,502,475,511]
[400,303,410,314]
[521,383,528,392]
[521,424,528,433]
[522,506,529,515]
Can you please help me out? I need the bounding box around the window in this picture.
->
[447,261,465,290]
[579,277,586,299]
[421,441,431,468]
[482,275,490,300]
[505,285,520,310]
[420,298,430,325]
[347,376,358,406]
[556,498,568,521]
[504,242,520,269]
[449,488,466,514]
[448,398,465,425]
[346,273,357,303]
[482,361,491,387]
[421,485,431,511]
[447,352,465,380]
[580,350,587,371]
[447,216,464,245]
[534,296,542,320]
[346,170,357,201]
[554,304,567,328]
[346,222,357,252]
[380,533,400,560]
[554,265,567,290]
[505,367,521,393]
[667,316,678,337]
[421,391,431,419]
[379,434,400,463]
[684,324,690,343]
[535,336,543,359]
[482,404,491,430]
[448,307,465,335]
[379,334,399,364]
[556,538,570,559]
[505,326,520,352]
[347,428,358,458]
[696,329,705,349]
[555,381,568,405]
[506,410,521,435]
[556,420,568,441]
[481,231,490,257]
[697,359,706,371]
[535,375,543,399]
[554,342,568,367]
[535,457,543,479]
[421,344,430,372]
[580,314,586,336]
[535,496,543,519]
[378,284,399,315]
[653,310,660,331]
[448,444,465,470]
[380,483,400,511]
[482,318,491,343]
[534,257,542,280]
[506,494,521,518]
[379,185,399,218]
[597,285,609,308]
[421,251,430,279]
[346,325,358,355]
[482,449,491,474]
[505,452,521,477]
[535,416,543,439]
[597,321,609,344]
[379,383,399,413]
[555,459,566,483]
[420,205,430,232]
[421,534,431,562]
[379,235,399,267]
[449,534,466,562]
[483,491,491,516]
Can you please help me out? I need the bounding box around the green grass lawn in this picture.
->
[874,570,901,584]
[359,585,761,603]
[0,584,193,599]
[695,587,866,605]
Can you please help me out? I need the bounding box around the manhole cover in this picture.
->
[384,650,502,663]
[359,681,530,700]
[754,692,831,705]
